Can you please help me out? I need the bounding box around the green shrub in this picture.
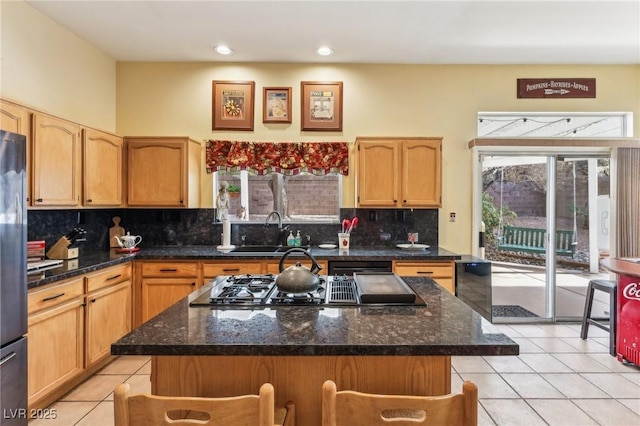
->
[482,193,516,243]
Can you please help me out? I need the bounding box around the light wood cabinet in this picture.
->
[27,264,135,410]
[356,137,442,208]
[393,260,454,293]
[139,261,200,323]
[202,261,263,284]
[0,99,32,204]
[27,277,85,407]
[126,137,201,207]
[32,113,82,207]
[265,259,328,275]
[84,264,132,366]
[142,278,197,322]
[83,128,124,207]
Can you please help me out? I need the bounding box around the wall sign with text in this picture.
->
[517,78,596,98]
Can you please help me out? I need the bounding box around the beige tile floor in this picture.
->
[492,262,613,319]
[28,324,639,426]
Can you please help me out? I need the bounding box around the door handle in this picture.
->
[0,352,17,366]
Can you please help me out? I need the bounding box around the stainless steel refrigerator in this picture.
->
[0,130,28,425]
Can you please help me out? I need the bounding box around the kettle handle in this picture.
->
[278,248,323,274]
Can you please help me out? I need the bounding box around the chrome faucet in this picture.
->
[265,210,282,229]
[265,211,289,246]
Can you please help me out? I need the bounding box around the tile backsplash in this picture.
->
[28,208,438,252]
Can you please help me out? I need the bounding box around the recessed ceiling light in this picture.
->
[316,46,333,56]
[213,45,233,55]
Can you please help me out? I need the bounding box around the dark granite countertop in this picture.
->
[28,251,136,289]
[133,245,461,261]
[28,245,461,289]
[111,277,518,357]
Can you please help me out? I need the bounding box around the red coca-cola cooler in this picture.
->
[617,273,640,366]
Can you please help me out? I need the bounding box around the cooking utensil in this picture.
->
[275,248,323,294]
[347,217,359,233]
[109,216,125,248]
[341,219,351,234]
[354,273,416,304]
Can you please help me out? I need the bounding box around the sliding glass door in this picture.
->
[481,155,552,321]
[480,154,611,322]
[554,156,611,320]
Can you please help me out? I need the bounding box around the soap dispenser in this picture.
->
[287,231,295,246]
[295,230,302,247]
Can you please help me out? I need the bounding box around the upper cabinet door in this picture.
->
[0,100,32,204]
[32,113,81,207]
[401,139,441,207]
[83,128,124,207]
[127,138,189,207]
[356,140,399,207]
[356,137,442,208]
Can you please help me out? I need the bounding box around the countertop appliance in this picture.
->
[0,131,28,425]
[189,273,426,307]
[455,258,492,321]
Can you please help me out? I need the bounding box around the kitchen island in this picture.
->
[112,276,518,426]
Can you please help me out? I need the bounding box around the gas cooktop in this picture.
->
[189,273,427,308]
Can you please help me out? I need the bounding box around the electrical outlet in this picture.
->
[449,212,456,222]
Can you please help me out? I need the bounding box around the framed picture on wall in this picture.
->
[301,81,343,131]
[212,80,255,130]
[263,87,292,123]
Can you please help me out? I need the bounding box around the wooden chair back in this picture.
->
[321,380,477,426]
[114,382,294,426]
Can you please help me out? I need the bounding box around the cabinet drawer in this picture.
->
[394,262,453,278]
[141,262,199,277]
[202,262,263,278]
[28,277,84,315]
[85,263,132,293]
[265,260,328,275]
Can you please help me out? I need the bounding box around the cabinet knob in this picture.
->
[87,199,93,203]
[91,298,96,303]
[36,198,43,203]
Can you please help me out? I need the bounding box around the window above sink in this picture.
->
[212,170,342,224]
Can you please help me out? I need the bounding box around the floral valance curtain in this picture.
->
[205,140,349,176]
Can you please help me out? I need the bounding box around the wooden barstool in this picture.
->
[580,279,617,356]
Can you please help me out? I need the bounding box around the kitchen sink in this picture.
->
[230,245,282,253]
[229,245,310,253]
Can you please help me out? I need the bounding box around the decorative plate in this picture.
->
[396,243,430,250]
[318,244,337,249]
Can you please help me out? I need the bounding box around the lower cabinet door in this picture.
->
[85,281,132,366]
[141,278,197,323]
[27,298,84,406]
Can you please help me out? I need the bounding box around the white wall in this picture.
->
[0,0,116,131]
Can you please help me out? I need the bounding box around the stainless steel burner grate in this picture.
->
[327,279,358,304]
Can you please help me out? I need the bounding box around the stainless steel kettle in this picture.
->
[275,248,323,294]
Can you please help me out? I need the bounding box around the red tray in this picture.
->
[115,247,140,253]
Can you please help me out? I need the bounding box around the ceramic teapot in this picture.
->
[114,232,142,249]
[275,248,323,294]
